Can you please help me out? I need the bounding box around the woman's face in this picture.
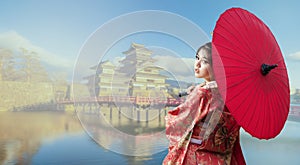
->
[194,49,212,82]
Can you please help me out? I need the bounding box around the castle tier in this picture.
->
[87,43,170,98]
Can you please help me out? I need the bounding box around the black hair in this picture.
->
[196,42,212,65]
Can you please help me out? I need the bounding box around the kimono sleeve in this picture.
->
[165,85,211,146]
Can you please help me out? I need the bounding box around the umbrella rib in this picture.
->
[270,76,289,113]
[214,28,256,63]
[271,72,289,82]
[262,25,281,63]
[214,65,254,69]
[226,73,258,95]
[243,10,279,67]
[269,73,289,88]
[247,10,271,64]
[244,75,261,128]
[248,11,263,62]
[274,59,285,67]
[266,39,277,63]
[226,76,254,112]
[235,75,260,126]
[270,84,281,137]
[271,68,286,74]
[272,66,287,70]
[260,21,274,61]
[225,70,257,79]
[263,76,275,138]
[225,74,261,138]
[234,9,260,61]
[230,10,258,61]
[270,73,289,138]
[215,71,256,80]
[271,78,289,89]
[213,42,256,66]
[257,79,267,138]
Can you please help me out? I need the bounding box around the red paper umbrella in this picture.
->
[212,8,290,139]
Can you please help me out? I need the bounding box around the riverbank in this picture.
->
[0,81,89,111]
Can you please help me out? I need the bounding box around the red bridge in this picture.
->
[57,96,300,119]
[289,104,300,120]
[58,96,185,107]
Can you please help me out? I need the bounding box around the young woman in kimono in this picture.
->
[163,42,246,165]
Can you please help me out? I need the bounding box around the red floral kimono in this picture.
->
[163,83,246,165]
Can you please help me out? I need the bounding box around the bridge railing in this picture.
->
[57,96,185,106]
[57,98,300,117]
[290,104,300,117]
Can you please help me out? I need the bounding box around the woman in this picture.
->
[163,42,246,165]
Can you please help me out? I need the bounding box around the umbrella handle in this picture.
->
[261,64,278,76]
[179,91,188,97]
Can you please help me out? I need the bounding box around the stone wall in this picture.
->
[0,81,89,111]
[0,81,54,111]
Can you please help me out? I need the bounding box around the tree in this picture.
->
[18,48,50,82]
[50,71,68,85]
[0,48,17,81]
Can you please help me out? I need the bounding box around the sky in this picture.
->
[0,0,300,90]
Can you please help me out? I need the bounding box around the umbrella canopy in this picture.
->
[212,8,290,139]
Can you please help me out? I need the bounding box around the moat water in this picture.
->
[0,111,299,165]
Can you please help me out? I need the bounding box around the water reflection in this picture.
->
[0,111,82,164]
[0,110,168,165]
[240,120,300,165]
[1,111,300,164]
[77,106,169,156]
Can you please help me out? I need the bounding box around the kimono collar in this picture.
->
[203,81,218,89]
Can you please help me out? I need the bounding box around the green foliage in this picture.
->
[0,48,50,82]
[0,48,17,81]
